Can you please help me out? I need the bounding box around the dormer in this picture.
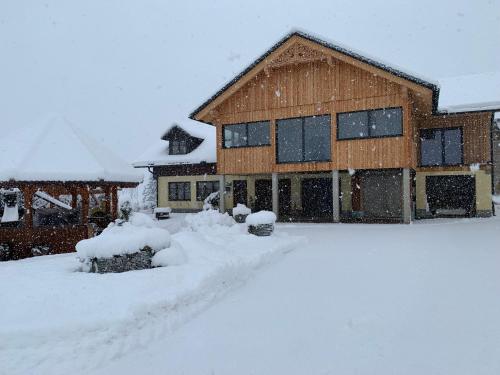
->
[161,124,203,155]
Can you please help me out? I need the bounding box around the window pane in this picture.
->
[304,115,331,161]
[224,124,247,148]
[277,118,303,163]
[443,128,462,165]
[168,183,176,200]
[420,129,443,166]
[338,112,369,139]
[196,181,220,201]
[182,183,191,200]
[369,108,402,137]
[247,121,270,146]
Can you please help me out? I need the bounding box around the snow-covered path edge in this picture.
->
[1,235,306,375]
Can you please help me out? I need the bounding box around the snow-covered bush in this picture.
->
[119,200,133,221]
[185,209,235,230]
[233,203,251,216]
[245,211,277,226]
[141,172,157,210]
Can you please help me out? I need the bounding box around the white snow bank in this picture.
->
[152,245,187,267]
[185,209,235,229]
[246,211,277,226]
[233,203,251,216]
[0,211,303,374]
[76,217,171,259]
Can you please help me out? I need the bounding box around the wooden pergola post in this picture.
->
[80,185,89,225]
[104,185,111,216]
[22,186,34,228]
[111,185,118,220]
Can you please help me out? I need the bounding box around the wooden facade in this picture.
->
[192,34,494,176]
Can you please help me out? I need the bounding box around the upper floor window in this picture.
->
[223,121,270,148]
[420,127,463,166]
[276,115,331,163]
[170,140,188,155]
[337,107,403,140]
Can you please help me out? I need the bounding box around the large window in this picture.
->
[196,181,220,201]
[223,121,270,148]
[170,140,187,155]
[420,128,463,166]
[276,115,331,163]
[337,107,403,140]
[168,182,191,201]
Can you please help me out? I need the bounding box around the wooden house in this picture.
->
[188,31,499,223]
[0,114,141,260]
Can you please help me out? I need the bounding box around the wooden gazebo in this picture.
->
[0,115,142,260]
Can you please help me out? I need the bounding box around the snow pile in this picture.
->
[76,214,170,259]
[185,209,235,230]
[0,211,303,374]
[233,203,251,216]
[154,207,172,214]
[246,211,277,226]
[152,245,187,267]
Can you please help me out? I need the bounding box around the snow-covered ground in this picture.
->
[0,212,302,375]
[2,215,500,374]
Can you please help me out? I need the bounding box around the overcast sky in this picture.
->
[1,0,499,161]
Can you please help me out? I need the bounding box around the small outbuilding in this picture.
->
[0,114,142,260]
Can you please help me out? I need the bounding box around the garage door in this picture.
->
[426,175,475,216]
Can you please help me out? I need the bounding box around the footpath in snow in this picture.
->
[0,211,304,375]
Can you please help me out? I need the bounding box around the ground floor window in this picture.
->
[169,182,191,201]
[196,181,219,201]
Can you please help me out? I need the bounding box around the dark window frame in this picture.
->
[222,121,271,149]
[419,127,464,167]
[169,139,188,155]
[276,114,332,164]
[196,181,220,201]
[168,182,191,201]
[336,107,404,141]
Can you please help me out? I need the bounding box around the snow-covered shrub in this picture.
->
[203,191,219,210]
[31,245,51,257]
[185,209,235,230]
[119,200,133,221]
[233,203,251,216]
[152,245,187,267]
[232,203,251,223]
[141,172,157,210]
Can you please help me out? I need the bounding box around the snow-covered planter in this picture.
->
[76,213,171,273]
[232,203,251,223]
[246,211,276,236]
[154,207,172,220]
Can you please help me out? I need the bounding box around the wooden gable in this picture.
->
[193,33,435,124]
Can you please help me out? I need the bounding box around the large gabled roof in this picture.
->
[190,30,441,122]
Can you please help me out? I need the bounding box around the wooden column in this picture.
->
[22,186,33,228]
[332,170,340,223]
[104,186,111,216]
[111,186,118,220]
[81,186,89,224]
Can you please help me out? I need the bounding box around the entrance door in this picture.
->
[233,180,247,207]
[301,178,333,220]
[254,179,272,211]
[426,175,475,216]
[361,170,402,219]
[278,179,291,216]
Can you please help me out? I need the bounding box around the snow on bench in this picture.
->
[246,211,277,236]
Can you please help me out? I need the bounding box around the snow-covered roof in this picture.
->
[190,30,500,119]
[0,114,142,183]
[133,120,216,167]
[437,71,500,113]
